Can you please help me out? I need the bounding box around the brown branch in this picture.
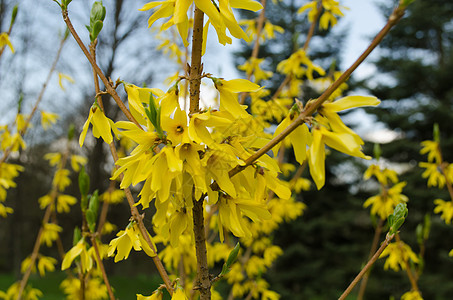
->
[211,4,407,191]
[395,234,419,292]
[338,233,395,300]
[188,7,204,115]
[188,6,211,300]
[61,9,142,129]
[88,40,173,295]
[91,236,115,300]
[17,148,70,300]
[192,197,211,300]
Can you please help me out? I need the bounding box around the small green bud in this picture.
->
[388,203,408,235]
[73,227,82,245]
[88,190,99,217]
[78,167,90,198]
[220,243,240,277]
[416,223,423,245]
[400,0,415,8]
[10,5,19,28]
[90,20,104,42]
[373,143,381,161]
[423,213,431,240]
[68,123,75,140]
[86,209,96,233]
[90,1,106,26]
[433,123,440,143]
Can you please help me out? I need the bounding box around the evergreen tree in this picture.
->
[361,0,453,298]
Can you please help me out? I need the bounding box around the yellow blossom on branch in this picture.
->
[0,32,15,53]
[40,111,59,130]
[79,104,115,147]
[380,240,419,272]
[140,0,262,47]
[433,199,453,224]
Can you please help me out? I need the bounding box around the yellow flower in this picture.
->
[420,140,441,163]
[171,286,188,300]
[364,164,398,186]
[124,83,165,125]
[56,194,77,213]
[272,114,311,165]
[0,203,13,217]
[100,189,125,204]
[162,107,190,145]
[44,152,62,167]
[108,223,156,262]
[37,255,57,276]
[57,72,75,91]
[380,240,419,271]
[277,49,325,80]
[53,169,71,191]
[137,290,163,300]
[433,199,453,224]
[213,78,261,119]
[70,155,87,172]
[61,239,93,272]
[401,290,424,300]
[419,162,445,188]
[79,105,114,147]
[363,182,408,220]
[41,223,63,247]
[40,111,59,130]
[0,32,15,53]
[140,0,262,46]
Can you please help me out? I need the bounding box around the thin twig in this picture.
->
[357,218,384,300]
[211,4,407,191]
[89,39,173,295]
[0,35,67,165]
[338,233,395,300]
[62,10,142,129]
[91,236,116,300]
[16,148,70,300]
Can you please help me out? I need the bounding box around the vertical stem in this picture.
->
[91,237,115,300]
[395,234,419,292]
[188,7,204,115]
[193,198,211,300]
[357,218,384,300]
[188,5,210,299]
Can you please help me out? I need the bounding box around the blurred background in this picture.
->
[1,0,453,298]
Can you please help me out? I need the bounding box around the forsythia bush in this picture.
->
[2,0,445,299]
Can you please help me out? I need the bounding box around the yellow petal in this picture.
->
[323,95,380,112]
[92,108,113,144]
[220,79,261,93]
[308,129,325,189]
[230,0,263,11]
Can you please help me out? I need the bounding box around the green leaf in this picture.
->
[219,242,240,277]
[90,1,106,27]
[388,203,408,235]
[91,20,104,42]
[373,143,381,161]
[78,167,90,198]
[73,227,82,246]
[88,190,99,217]
[433,123,440,143]
[86,210,96,233]
[10,4,18,27]
[67,123,75,140]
